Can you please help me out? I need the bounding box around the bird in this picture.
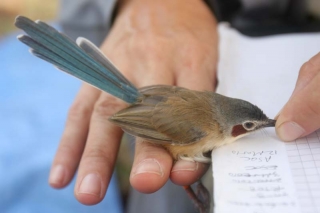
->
[15,16,276,213]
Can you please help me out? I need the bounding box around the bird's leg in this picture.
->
[183,181,210,213]
[195,181,211,209]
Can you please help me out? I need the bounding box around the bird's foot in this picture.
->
[183,181,210,213]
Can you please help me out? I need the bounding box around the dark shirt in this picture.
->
[60,0,320,43]
[205,0,320,36]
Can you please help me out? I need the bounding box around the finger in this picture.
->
[175,64,216,91]
[130,139,173,193]
[170,161,209,186]
[130,70,175,193]
[49,84,100,188]
[275,52,320,120]
[276,69,320,141]
[74,92,127,205]
[292,52,320,96]
[172,65,215,185]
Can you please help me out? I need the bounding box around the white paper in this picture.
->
[284,129,320,213]
[212,23,320,213]
[212,129,300,213]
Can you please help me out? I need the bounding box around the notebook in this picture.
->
[212,23,320,213]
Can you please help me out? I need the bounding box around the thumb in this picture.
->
[276,53,320,141]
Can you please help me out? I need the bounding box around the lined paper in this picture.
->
[285,129,320,213]
[212,23,320,213]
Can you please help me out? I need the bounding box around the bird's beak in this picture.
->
[261,119,276,128]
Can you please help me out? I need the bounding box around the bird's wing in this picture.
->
[109,86,215,145]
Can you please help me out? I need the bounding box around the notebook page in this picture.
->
[212,129,300,213]
[285,129,320,213]
[212,23,320,213]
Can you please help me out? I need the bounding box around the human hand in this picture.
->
[276,52,320,141]
[48,0,218,205]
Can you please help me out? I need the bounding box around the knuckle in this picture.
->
[58,143,80,159]
[84,146,114,165]
[130,34,169,59]
[135,140,170,158]
[93,96,126,119]
[68,102,93,121]
[299,60,320,76]
[179,40,214,69]
[300,61,313,75]
[305,99,320,119]
[182,37,208,54]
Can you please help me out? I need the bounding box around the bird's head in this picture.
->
[213,94,276,139]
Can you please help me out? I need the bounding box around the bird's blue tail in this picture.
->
[15,16,140,104]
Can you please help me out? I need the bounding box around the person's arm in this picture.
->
[49,0,218,205]
[276,52,320,141]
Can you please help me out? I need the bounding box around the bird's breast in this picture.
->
[162,132,229,161]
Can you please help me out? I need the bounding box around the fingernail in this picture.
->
[49,165,66,186]
[277,121,305,141]
[132,159,163,177]
[78,173,102,197]
[172,161,198,172]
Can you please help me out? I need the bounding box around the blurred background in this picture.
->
[0,1,130,212]
[0,0,58,36]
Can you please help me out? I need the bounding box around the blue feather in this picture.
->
[15,16,140,103]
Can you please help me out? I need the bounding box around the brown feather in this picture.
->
[109,85,219,147]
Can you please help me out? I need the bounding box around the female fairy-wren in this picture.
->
[15,16,276,213]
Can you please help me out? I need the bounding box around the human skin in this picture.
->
[276,52,320,141]
[48,0,218,205]
[48,0,320,206]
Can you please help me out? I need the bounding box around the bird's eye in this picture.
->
[243,121,256,130]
